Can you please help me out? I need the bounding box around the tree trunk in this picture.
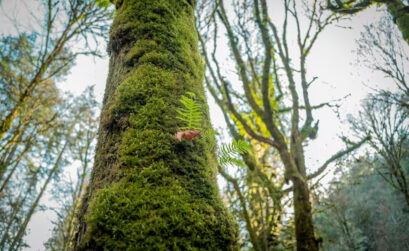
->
[385,0,409,44]
[292,178,318,251]
[73,0,238,250]
[287,136,318,251]
[62,151,90,251]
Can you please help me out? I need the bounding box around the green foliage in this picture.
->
[176,92,202,130]
[385,1,409,43]
[0,32,66,250]
[0,34,65,114]
[174,92,252,168]
[314,159,409,251]
[218,140,252,167]
[95,0,111,9]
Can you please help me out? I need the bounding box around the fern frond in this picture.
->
[221,140,252,156]
[176,93,202,130]
[218,155,246,167]
[185,91,196,98]
[217,140,252,167]
[201,129,219,139]
[200,129,220,152]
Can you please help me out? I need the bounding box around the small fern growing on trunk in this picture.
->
[176,92,202,131]
[218,140,252,167]
[175,92,252,167]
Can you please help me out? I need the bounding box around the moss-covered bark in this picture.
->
[386,0,409,44]
[328,0,409,44]
[292,179,317,251]
[72,0,238,250]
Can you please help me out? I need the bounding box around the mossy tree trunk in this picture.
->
[328,0,409,44]
[385,0,409,44]
[72,0,238,250]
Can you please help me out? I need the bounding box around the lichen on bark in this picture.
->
[73,0,238,250]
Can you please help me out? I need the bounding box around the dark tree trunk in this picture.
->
[73,0,238,250]
[292,178,318,251]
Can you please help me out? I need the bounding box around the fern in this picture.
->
[200,128,218,139]
[176,92,202,130]
[218,140,252,167]
[175,93,252,168]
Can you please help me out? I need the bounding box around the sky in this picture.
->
[0,0,402,250]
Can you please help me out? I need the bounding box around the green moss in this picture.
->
[386,1,409,43]
[84,169,236,250]
[77,0,238,250]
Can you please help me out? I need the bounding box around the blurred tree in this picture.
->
[44,88,98,251]
[315,158,409,250]
[0,0,111,141]
[0,88,100,250]
[348,15,409,208]
[216,135,286,250]
[0,1,112,249]
[0,77,62,250]
[349,94,409,208]
[0,34,60,180]
[316,14,409,249]
[355,15,409,110]
[0,0,113,250]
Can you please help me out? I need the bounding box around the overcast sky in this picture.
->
[0,1,401,250]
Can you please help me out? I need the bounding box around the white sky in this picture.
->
[0,1,402,250]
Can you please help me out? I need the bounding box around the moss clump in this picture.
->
[76,0,239,250]
[85,169,237,250]
[386,1,409,43]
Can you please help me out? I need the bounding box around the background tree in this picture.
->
[44,88,98,251]
[217,136,286,250]
[348,15,409,208]
[0,1,111,248]
[197,0,368,249]
[349,94,409,208]
[354,15,409,109]
[0,52,63,249]
[314,13,409,249]
[327,0,409,44]
[0,0,111,141]
[0,88,99,250]
[314,158,409,250]
[73,0,238,249]
[0,0,111,200]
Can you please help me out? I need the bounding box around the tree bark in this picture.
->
[278,143,318,251]
[328,0,409,45]
[385,0,409,44]
[292,178,318,251]
[73,0,238,250]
